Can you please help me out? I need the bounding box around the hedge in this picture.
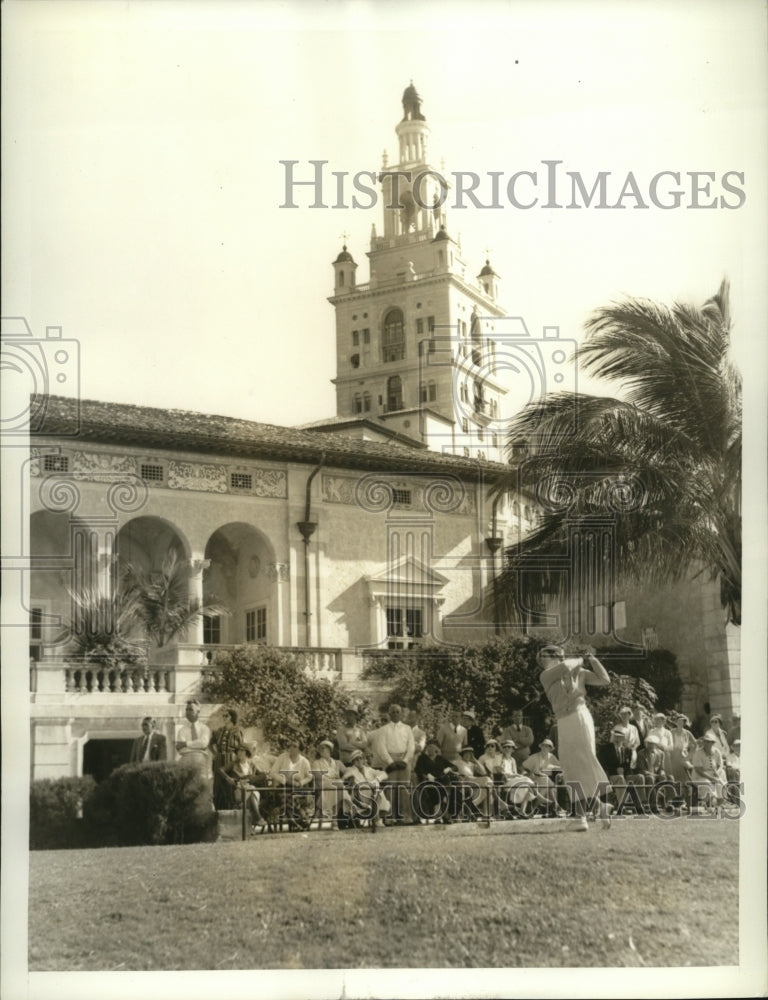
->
[30,762,218,850]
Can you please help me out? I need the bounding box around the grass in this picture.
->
[29,816,738,971]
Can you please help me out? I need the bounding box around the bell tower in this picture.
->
[328,84,508,463]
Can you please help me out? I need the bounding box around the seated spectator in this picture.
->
[342,749,391,821]
[270,740,313,788]
[690,733,726,811]
[311,739,352,821]
[724,739,740,784]
[414,738,455,820]
[219,745,267,829]
[599,727,637,781]
[522,739,563,815]
[455,745,493,818]
[490,739,537,816]
[478,739,504,779]
[636,734,668,810]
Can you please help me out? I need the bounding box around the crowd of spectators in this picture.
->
[162,699,741,833]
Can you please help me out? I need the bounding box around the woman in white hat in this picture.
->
[311,739,352,821]
[537,644,611,821]
[521,739,563,815]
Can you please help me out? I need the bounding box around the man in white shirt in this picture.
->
[175,699,212,779]
[369,704,415,823]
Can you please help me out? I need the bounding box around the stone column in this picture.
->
[187,556,209,646]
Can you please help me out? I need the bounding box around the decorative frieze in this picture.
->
[30,447,287,499]
[168,461,228,493]
[322,473,476,516]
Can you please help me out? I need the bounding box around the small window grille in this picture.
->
[352,330,360,346]
[230,472,253,490]
[363,328,371,344]
[43,455,68,473]
[392,488,411,508]
[141,463,164,482]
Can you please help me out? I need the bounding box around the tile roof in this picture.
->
[33,395,508,479]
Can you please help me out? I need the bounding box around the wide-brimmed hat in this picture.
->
[540,738,555,749]
[501,739,516,749]
[644,735,660,746]
[460,709,476,721]
[702,734,717,743]
[347,749,364,762]
[710,714,723,723]
[460,745,475,754]
[484,739,499,748]
[317,739,334,750]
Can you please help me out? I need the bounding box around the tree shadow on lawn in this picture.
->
[28,819,738,971]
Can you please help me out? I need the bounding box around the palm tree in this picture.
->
[493,280,741,626]
[121,550,229,649]
[59,584,147,668]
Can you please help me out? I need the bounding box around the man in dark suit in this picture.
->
[130,717,168,764]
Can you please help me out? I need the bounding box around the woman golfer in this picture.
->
[537,644,612,823]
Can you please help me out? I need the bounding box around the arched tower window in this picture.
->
[387,375,403,412]
[382,308,405,362]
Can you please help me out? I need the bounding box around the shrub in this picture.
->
[202,645,350,750]
[83,760,219,847]
[30,776,97,850]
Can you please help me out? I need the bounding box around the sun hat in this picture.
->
[501,739,516,749]
[461,709,476,721]
[702,734,717,742]
[460,745,475,754]
[540,738,555,749]
[484,739,499,748]
[644,735,660,746]
[347,749,364,762]
[317,739,334,750]
[619,706,632,715]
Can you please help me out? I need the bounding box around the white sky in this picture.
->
[2,4,768,998]
[3,0,767,427]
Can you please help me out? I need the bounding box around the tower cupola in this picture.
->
[332,244,357,295]
[478,258,500,301]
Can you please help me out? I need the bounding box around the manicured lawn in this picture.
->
[29,816,738,971]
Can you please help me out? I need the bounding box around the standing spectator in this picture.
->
[728,716,741,743]
[175,699,213,781]
[130,717,167,764]
[461,710,485,757]
[704,714,730,759]
[668,714,697,798]
[500,709,534,769]
[690,733,726,811]
[335,705,368,766]
[368,704,416,823]
[615,706,641,754]
[407,710,427,755]
[210,708,244,810]
[629,701,649,748]
[436,711,466,761]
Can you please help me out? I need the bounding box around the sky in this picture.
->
[3,0,767,430]
[2,4,768,996]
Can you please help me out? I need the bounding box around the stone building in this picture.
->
[25,84,739,781]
